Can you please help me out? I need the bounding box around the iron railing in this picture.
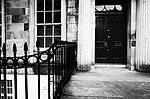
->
[0,40,77,99]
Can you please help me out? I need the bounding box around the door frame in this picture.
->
[95,13,127,63]
[94,0,128,64]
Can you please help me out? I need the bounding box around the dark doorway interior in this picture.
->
[95,0,127,64]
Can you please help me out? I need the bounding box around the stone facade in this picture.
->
[5,0,79,56]
[66,0,78,42]
[6,0,29,56]
[2,0,150,72]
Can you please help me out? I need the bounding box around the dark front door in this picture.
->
[95,14,127,63]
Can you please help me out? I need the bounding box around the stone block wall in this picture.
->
[66,0,78,42]
[6,0,29,56]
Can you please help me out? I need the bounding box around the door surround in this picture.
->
[94,0,128,64]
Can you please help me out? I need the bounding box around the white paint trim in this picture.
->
[91,0,95,65]
[29,0,35,54]
[1,0,5,45]
[1,75,54,99]
[136,0,150,67]
[78,0,92,70]
[61,0,66,41]
[33,0,66,51]
[130,0,136,66]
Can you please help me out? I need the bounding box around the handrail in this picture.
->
[0,40,76,69]
[0,40,77,99]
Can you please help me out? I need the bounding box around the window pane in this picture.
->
[54,37,61,41]
[9,81,12,87]
[54,12,61,23]
[0,13,1,24]
[37,25,44,36]
[46,26,52,36]
[37,37,44,47]
[7,81,10,87]
[8,96,13,99]
[0,0,1,12]
[36,0,62,48]
[45,12,52,23]
[37,12,44,23]
[45,0,52,11]
[46,37,52,47]
[0,37,1,47]
[0,89,2,93]
[2,96,4,99]
[0,26,1,36]
[54,25,61,35]
[37,0,44,11]
[54,0,61,10]
[2,88,4,93]
[2,80,4,86]
[7,88,12,94]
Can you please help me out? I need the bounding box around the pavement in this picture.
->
[61,64,150,99]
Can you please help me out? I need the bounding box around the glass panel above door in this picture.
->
[95,5,122,12]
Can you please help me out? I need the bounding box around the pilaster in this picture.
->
[136,0,150,71]
[77,0,92,70]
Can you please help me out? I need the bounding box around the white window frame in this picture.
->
[0,0,5,48]
[0,80,13,99]
[34,0,66,51]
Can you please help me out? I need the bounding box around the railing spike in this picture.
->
[24,42,28,51]
[36,40,40,48]
[2,43,6,52]
[0,40,77,99]
[13,43,17,52]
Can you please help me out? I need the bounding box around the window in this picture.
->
[0,80,13,99]
[95,5,122,12]
[35,0,62,49]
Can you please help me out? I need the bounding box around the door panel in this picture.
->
[95,14,127,63]
[96,41,108,59]
[95,16,109,62]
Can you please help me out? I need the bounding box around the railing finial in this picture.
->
[2,43,6,52]
[13,43,17,52]
[24,42,28,51]
[36,40,40,48]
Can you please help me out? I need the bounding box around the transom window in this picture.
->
[36,0,61,48]
[95,5,122,12]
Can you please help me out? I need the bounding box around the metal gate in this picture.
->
[0,40,77,99]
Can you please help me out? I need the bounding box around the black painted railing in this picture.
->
[0,40,77,99]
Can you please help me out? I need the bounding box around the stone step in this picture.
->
[61,80,150,99]
[61,66,150,99]
[61,96,125,99]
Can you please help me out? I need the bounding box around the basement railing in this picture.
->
[0,40,77,99]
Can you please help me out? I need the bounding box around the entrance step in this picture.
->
[62,80,150,99]
[95,64,126,68]
[61,65,150,99]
